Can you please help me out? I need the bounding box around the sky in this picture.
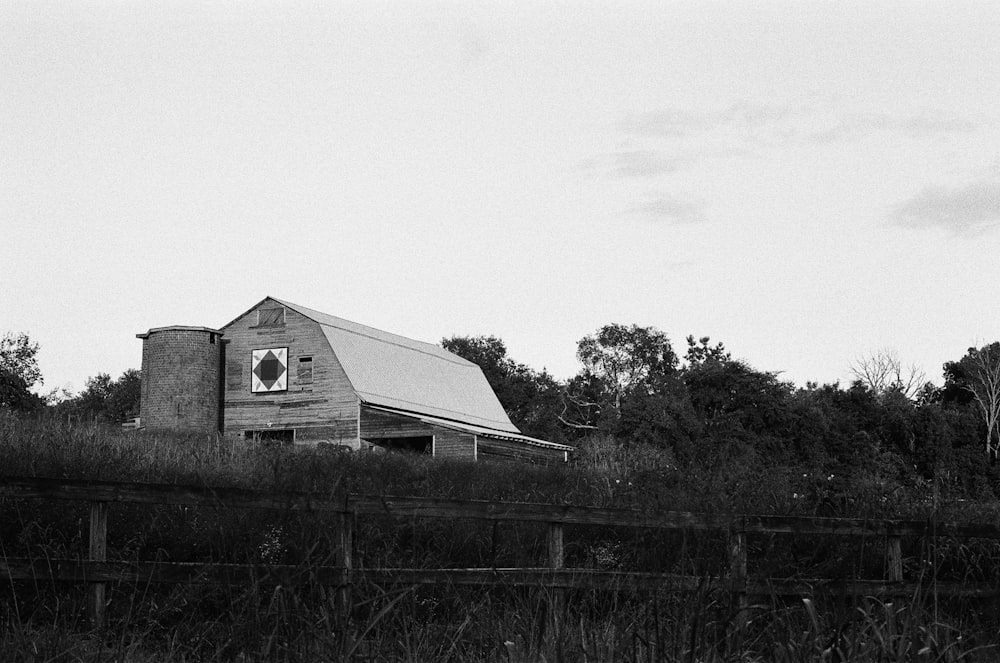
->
[3,1,1000,396]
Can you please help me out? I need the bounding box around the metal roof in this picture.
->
[136,326,223,339]
[365,405,574,451]
[272,298,521,434]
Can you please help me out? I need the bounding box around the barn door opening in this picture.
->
[371,436,432,454]
[245,429,295,444]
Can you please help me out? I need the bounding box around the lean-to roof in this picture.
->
[270,298,521,434]
[365,405,573,451]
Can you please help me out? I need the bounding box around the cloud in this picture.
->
[621,102,803,138]
[621,108,718,137]
[579,150,684,178]
[623,102,975,145]
[890,181,1000,234]
[806,112,976,143]
[895,114,977,137]
[628,193,707,224]
[622,101,814,138]
[613,150,683,177]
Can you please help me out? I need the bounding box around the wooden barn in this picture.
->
[137,297,572,463]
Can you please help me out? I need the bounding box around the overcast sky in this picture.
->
[3,1,1000,396]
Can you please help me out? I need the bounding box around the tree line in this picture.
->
[443,326,1000,503]
[0,332,140,423]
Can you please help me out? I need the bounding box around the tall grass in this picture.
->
[3,577,993,662]
[3,413,1000,661]
[4,412,985,517]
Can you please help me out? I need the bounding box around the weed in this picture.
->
[3,417,1000,660]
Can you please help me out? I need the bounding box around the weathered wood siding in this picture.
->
[360,408,432,439]
[477,438,566,464]
[360,407,476,459]
[433,429,476,460]
[221,299,359,446]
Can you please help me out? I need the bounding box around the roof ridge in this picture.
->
[273,297,474,367]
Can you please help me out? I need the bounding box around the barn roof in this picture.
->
[269,298,522,434]
[365,405,574,452]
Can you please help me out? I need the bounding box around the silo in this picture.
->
[136,326,224,432]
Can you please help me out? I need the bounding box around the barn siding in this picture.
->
[221,299,359,446]
[139,297,568,461]
[433,429,476,460]
[360,407,476,459]
[360,408,433,439]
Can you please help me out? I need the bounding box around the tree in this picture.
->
[105,369,141,423]
[0,332,42,389]
[684,335,731,367]
[441,336,567,441]
[69,373,114,422]
[0,367,43,412]
[441,336,522,404]
[850,348,926,400]
[683,354,792,438]
[945,343,1000,459]
[617,377,701,455]
[576,323,678,413]
[59,370,142,423]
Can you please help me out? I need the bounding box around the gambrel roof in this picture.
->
[270,298,522,434]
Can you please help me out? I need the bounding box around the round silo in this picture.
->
[136,326,223,432]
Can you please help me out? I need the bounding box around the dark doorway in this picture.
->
[245,429,295,444]
[372,436,432,454]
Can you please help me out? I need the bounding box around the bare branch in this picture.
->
[850,348,925,400]
[961,343,1000,457]
[555,415,599,430]
[556,393,601,431]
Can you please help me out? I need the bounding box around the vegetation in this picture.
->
[6,327,1000,660]
[444,328,1000,510]
[49,370,142,425]
[3,417,1000,661]
[1,331,45,413]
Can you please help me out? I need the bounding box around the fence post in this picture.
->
[336,509,354,624]
[727,521,748,651]
[887,535,903,582]
[547,522,564,570]
[547,522,565,643]
[88,501,108,630]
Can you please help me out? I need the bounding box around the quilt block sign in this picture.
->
[251,348,288,393]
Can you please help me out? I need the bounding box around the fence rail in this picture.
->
[7,477,1000,538]
[3,476,999,630]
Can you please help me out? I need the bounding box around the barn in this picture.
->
[137,297,572,463]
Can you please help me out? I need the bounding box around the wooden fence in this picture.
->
[3,476,1000,630]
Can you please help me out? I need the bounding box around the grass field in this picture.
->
[2,413,1000,662]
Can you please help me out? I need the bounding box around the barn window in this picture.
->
[297,356,313,384]
[257,307,285,327]
[251,348,288,393]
